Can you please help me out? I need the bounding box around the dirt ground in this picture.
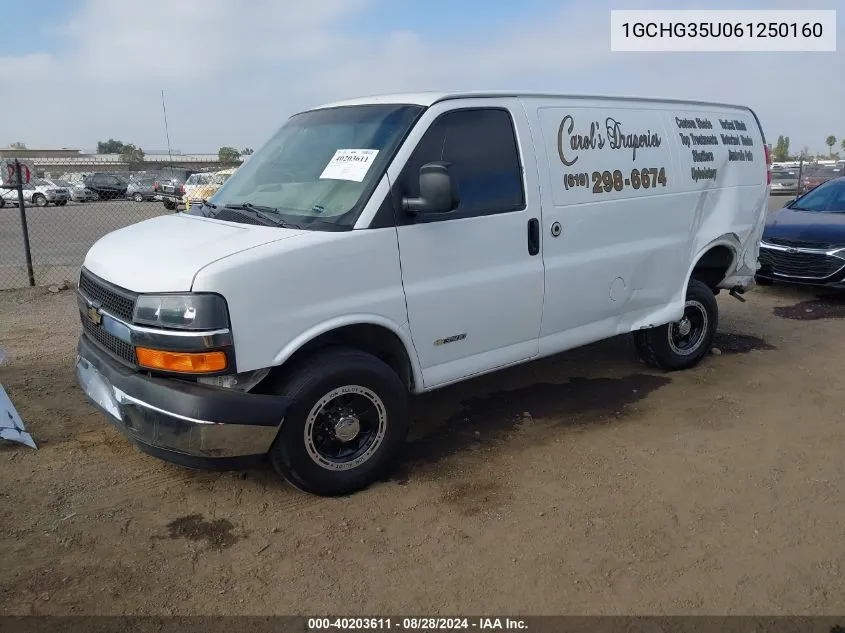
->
[2,277,845,616]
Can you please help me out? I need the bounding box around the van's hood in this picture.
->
[83,213,305,292]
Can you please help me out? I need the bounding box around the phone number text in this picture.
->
[563,167,668,194]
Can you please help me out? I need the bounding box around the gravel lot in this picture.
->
[3,198,845,615]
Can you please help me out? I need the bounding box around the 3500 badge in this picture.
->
[563,167,668,193]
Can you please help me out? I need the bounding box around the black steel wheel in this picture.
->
[267,347,409,496]
[633,278,718,371]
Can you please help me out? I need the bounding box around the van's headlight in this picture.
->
[133,294,229,330]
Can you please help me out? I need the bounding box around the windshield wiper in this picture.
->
[197,199,217,213]
[223,202,284,226]
[223,203,304,229]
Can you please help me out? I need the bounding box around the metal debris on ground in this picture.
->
[0,346,37,449]
[0,384,36,449]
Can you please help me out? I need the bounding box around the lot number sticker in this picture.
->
[319,149,379,182]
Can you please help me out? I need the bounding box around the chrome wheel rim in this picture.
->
[668,299,708,356]
[303,385,387,471]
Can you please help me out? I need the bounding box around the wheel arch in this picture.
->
[684,236,740,296]
[269,316,423,393]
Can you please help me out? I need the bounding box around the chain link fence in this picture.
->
[0,156,237,289]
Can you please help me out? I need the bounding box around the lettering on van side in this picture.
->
[563,167,668,193]
[675,116,715,130]
[691,167,718,182]
[719,119,748,131]
[728,149,755,162]
[557,115,662,166]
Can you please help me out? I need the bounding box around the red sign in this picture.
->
[3,161,32,186]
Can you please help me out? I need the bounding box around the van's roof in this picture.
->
[306,91,753,113]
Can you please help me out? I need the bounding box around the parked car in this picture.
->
[153,167,198,210]
[770,170,798,195]
[83,173,129,200]
[60,172,90,187]
[800,165,843,193]
[74,91,770,496]
[0,178,70,207]
[53,179,98,202]
[0,188,19,207]
[757,177,845,287]
[127,177,157,202]
[183,169,235,210]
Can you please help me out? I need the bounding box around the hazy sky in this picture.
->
[0,0,841,154]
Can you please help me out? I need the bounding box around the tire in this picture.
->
[0,198,5,209]
[133,192,144,202]
[33,194,48,207]
[755,275,773,286]
[633,278,718,371]
[56,200,67,206]
[267,346,409,497]
[163,199,176,210]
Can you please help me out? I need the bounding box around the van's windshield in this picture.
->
[202,104,424,230]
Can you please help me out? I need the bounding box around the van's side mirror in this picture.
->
[402,162,459,215]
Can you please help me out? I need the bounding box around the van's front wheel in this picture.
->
[267,347,409,496]
[633,278,718,371]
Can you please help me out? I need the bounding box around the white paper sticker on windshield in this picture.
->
[319,149,379,182]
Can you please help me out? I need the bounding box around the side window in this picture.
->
[400,108,525,219]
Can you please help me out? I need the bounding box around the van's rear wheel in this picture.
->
[633,278,718,371]
[267,347,409,496]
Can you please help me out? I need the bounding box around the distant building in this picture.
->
[0,147,236,177]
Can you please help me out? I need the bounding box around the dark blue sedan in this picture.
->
[758,177,845,288]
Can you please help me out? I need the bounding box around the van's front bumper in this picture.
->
[74,335,288,469]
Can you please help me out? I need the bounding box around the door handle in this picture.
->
[527,218,540,256]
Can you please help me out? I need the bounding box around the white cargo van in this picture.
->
[75,92,771,495]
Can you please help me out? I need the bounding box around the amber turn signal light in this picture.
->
[136,347,227,373]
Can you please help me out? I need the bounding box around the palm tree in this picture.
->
[841,138,845,153]
[826,135,837,158]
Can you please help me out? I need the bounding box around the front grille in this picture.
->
[766,237,840,250]
[759,248,845,280]
[78,269,136,322]
[80,312,137,364]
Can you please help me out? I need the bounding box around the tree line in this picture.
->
[96,139,254,166]
[771,135,844,162]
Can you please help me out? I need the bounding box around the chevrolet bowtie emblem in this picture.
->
[87,305,102,326]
